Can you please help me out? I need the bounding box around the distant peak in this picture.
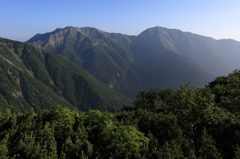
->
[65,26,75,29]
[80,26,99,30]
[78,27,104,34]
[0,37,7,40]
[145,26,172,32]
[52,28,64,34]
[55,28,62,31]
[152,26,166,29]
[51,27,75,33]
[145,26,181,32]
[138,26,182,37]
[52,26,103,33]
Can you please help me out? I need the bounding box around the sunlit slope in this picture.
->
[0,38,131,112]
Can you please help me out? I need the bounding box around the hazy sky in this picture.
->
[1,0,240,42]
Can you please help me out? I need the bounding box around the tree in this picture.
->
[209,70,240,114]
[196,128,221,159]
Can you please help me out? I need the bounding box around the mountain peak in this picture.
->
[138,26,182,37]
[54,28,63,31]
[78,27,104,34]
[65,26,74,28]
[52,26,105,36]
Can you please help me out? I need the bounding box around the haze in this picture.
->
[1,0,240,42]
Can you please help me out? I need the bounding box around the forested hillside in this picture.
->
[0,38,131,112]
[1,70,240,158]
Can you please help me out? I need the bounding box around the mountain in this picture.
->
[0,37,131,112]
[27,27,140,98]
[136,27,239,76]
[28,26,240,98]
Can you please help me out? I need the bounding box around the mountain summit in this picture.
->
[138,27,238,76]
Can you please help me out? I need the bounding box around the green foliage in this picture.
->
[209,70,240,114]
[2,85,238,158]
[196,128,221,159]
[234,146,240,159]
[159,140,186,159]
[0,107,149,158]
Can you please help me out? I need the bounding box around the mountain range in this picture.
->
[27,26,240,99]
[1,26,240,112]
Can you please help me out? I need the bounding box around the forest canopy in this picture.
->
[1,70,240,158]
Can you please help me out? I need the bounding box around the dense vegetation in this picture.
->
[1,70,240,158]
[0,38,131,112]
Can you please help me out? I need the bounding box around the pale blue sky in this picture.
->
[1,0,240,42]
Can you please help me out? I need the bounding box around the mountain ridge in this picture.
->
[27,26,229,98]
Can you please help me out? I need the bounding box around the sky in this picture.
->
[1,0,240,42]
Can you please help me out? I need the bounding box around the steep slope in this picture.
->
[27,26,223,98]
[0,38,131,112]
